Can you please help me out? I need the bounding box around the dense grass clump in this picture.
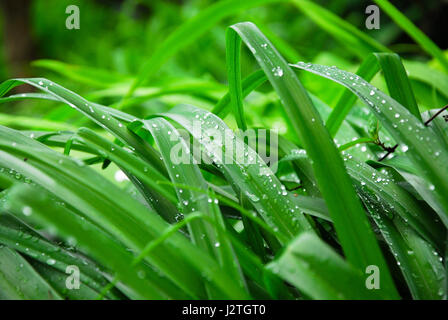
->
[0,0,447,300]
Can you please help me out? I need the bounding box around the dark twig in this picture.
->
[378,143,398,162]
[374,136,398,162]
[287,184,302,191]
[367,120,399,162]
[424,105,448,126]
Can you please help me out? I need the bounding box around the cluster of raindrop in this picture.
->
[183,107,304,230]
[272,66,283,77]
[294,61,446,190]
[0,167,33,185]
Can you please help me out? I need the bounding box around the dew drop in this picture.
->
[245,191,260,202]
[22,206,32,216]
[46,259,56,265]
[272,66,283,77]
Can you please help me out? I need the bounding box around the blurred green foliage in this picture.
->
[0,0,446,128]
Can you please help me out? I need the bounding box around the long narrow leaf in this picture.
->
[227,22,397,297]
